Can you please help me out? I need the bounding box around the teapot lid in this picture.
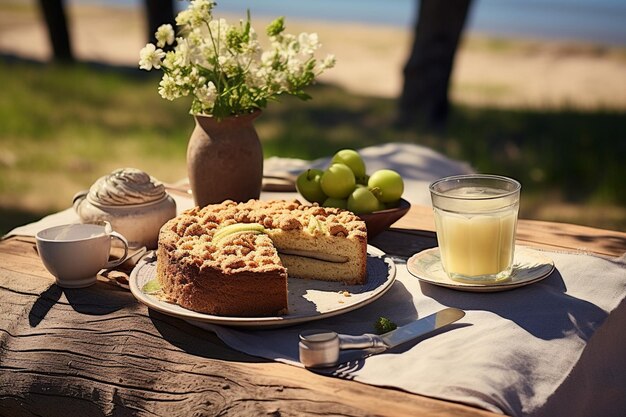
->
[87,168,167,206]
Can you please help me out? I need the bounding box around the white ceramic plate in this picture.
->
[129,245,396,328]
[407,246,554,292]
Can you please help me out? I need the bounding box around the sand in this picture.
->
[2,2,626,110]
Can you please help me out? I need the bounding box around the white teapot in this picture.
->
[73,168,176,249]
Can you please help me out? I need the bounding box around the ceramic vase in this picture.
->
[187,111,263,207]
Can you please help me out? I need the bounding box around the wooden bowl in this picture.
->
[359,198,411,239]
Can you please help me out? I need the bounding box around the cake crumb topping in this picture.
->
[160,199,367,274]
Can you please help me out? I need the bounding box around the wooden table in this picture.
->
[1,205,625,416]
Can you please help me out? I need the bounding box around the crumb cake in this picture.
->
[156,199,368,316]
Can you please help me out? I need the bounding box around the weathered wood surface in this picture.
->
[1,205,624,417]
[1,238,497,417]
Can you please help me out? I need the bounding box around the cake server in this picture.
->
[298,307,465,368]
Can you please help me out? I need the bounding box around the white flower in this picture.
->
[185,67,203,86]
[172,37,203,67]
[298,32,319,55]
[287,56,304,74]
[139,1,334,118]
[155,24,175,48]
[139,43,165,70]
[241,28,260,55]
[272,71,289,92]
[158,74,179,100]
[322,54,336,69]
[187,28,204,45]
[177,0,215,28]
[175,9,192,26]
[249,67,268,88]
[260,50,274,66]
[208,18,230,47]
[197,81,218,107]
[191,0,215,18]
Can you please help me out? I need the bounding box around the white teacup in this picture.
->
[36,223,129,288]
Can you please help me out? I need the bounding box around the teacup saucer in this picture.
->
[407,246,555,292]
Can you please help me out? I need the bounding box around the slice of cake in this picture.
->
[156,200,368,316]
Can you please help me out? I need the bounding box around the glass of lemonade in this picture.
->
[429,174,521,283]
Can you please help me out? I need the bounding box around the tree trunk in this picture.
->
[398,0,473,129]
[37,0,74,62]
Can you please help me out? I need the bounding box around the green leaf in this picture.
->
[374,317,397,334]
[295,92,312,101]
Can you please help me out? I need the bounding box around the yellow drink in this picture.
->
[430,177,521,283]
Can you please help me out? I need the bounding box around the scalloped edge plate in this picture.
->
[407,246,554,292]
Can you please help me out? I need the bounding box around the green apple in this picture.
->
[347,187,380,214]
[322,197,348,210]
[320,163,356,199]
[331,149,366,179]
[368,169,404,203]
[296,168,327,203]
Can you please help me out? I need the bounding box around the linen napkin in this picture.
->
[193,248,626,417]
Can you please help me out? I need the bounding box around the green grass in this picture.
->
[1,59,624,234]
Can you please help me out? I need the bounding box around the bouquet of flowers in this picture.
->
[139,0,335,119]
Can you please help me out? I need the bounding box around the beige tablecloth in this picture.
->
[198,248,625,417]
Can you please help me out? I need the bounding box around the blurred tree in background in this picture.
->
[37,0,175,62]
[37,0,73,62]
[399,0,473,130]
